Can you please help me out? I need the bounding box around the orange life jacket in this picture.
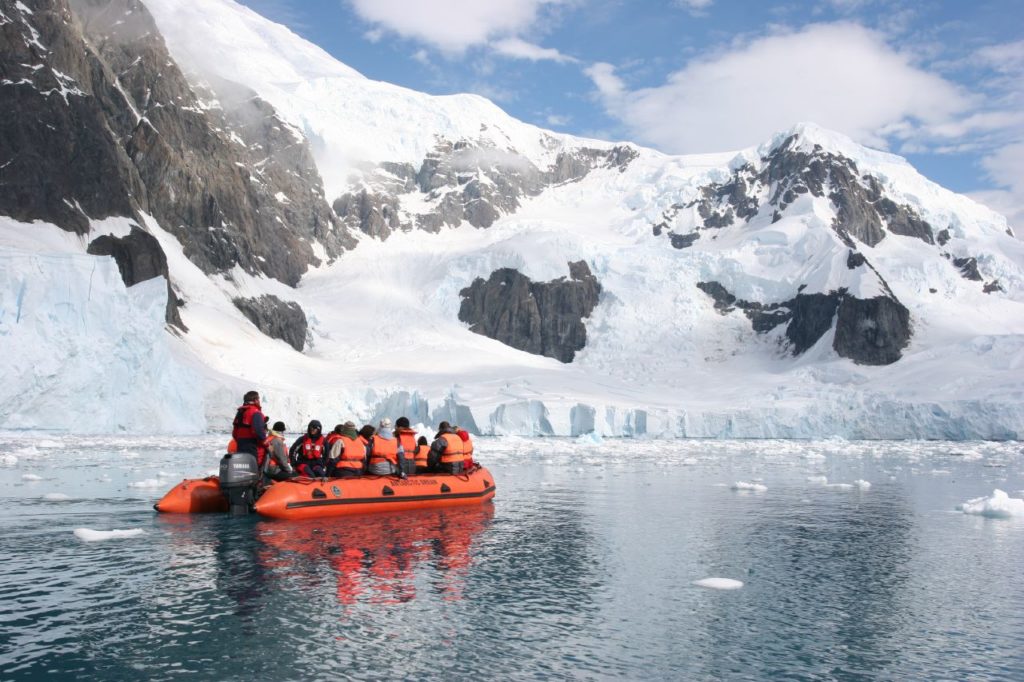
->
[396,429,417,457]
[298,435,326,462]
[326,433,342,449]
[439,433,464,464]
[368,436,398,466]
[226,439,238,453]
[414,444,430,468]
[336,435,367,470]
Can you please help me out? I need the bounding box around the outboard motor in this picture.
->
[219,452,260,515]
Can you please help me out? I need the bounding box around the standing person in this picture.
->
[367,419,406,477]
[327,421,366,478]
[394,417,418,476]
[430,421,464,475]
[262,421,295,482]
[290,420,327,477]
[231,390,267,465]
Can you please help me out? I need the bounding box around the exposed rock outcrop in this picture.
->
[334,140,638,239]
[232,295,308,352]
[651,133,935,250]
[697,280,911,365]
[87,226,184,328]
[458,261,602,363]
[0,0,352,299]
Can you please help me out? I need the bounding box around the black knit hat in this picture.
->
[395,416,410,428]
[272,421,286,432]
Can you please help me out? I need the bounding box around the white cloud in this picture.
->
[969,190,1023,236]
[492,37,576,63]
[586,22,971,154]
[347,0,562,53]
[675,0,713,15]
[546,113,571,126]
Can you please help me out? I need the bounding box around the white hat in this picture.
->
[378,418,392,429]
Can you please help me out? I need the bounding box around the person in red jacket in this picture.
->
[289,420,327,477]
[231,390,267,465]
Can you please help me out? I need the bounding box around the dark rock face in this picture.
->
[651,133,935,250]
[697,280,911,365]
[833,295,911,365]
[952,256,983,281]
[458,261,602,363]
[334,139,638,238]
[232,295,308,352]
[87,226,183,328]
[0,0,351,297]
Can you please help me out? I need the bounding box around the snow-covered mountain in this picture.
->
[2,0,1023,438]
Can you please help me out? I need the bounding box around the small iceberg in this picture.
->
[0,454,17,467]
[957,490,1024,519]
[128,479,163,489]
[693,577,744,590]
[22,474,43,481]
[853,479,871,490]
[806,475,828,484]
[731,481,767,492]
[74,528,146,542]
[42,493,72,501]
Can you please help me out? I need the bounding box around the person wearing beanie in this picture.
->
[262,420,294,482]
[289,420,327,477]
[327,421,365,478]
[394,416,418,475]
[429,421,463,474]
[367,419,406,477]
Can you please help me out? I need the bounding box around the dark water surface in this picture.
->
[0,436,1022,680]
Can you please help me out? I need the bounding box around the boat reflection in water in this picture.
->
[255,504,495,606]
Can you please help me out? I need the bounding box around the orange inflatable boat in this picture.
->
[254,467,496,520]
[154,467,496,519]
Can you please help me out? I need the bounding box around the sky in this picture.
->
[235,0,1024,230]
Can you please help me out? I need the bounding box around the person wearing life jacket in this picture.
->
[413,435,431,473]
[326,424,344,453]
[455,425,476,472]
[327,421,366,478]
[367,419,406,478]
[262,421,295,482]
[289,420,327,477]
[393,417,418,476]
[231,390,267,465]
[429,421,464,475]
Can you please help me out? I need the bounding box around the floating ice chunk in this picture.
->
[803,453,826,461]
[957,490,1024,519]
[157,471,178,479]
[930,469,951,476]
[73,528,146,542]
[806,475,828,484]
[682,457,698,465]
[575,431,603,446]
[731,481,767,492]
[0,454,17,466]
[21,473,43,481]
[42,493,72,501]
[36,439,61,449]
[693,578,744,590]
[853,479,871,489]
[128,479,162,489]
[824,483,854,490]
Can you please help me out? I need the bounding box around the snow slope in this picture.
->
[0,0,1022,438]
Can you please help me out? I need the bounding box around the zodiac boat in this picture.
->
[154,452,496,519]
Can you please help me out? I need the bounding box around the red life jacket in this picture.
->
[439,433,464,464]
[326,433,342,449]
[231,404,261,441]
[298,435,326,462]
[459,432,475,468]
[396,428,417,457]
[368,436,399,466]
[336,435,367,470]
[226,439,238,454]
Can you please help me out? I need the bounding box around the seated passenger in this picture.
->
[367,419,406,478]
[327,421,366,478]
[290,420,327,477]
[414,436,431,473]
[394,417,418,476]
[455,426,476,471]
[263,421,295,482]
[430,421,464,475]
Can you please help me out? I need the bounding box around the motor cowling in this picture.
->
[219,452,260,515]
